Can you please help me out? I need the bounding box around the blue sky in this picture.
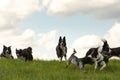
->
[18,11,115,44]
[19,12,113,35]
[0,0,120,60]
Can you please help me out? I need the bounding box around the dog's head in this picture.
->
[101,39,111,54]
[58,36,66,46]
[16,49,22,57]
[1,45,14,59]
[57,36,67,56]
[27,47,32,54]
[3,45,11,55]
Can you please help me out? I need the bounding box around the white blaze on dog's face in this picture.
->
[5,49,9,54]
[88,55,92,58]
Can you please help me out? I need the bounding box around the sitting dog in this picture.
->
[0,45,14,59]
[66,49,94,72]
[16,47,33,61]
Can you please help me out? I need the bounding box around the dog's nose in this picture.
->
[6,50,9,54]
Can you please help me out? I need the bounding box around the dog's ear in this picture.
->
[91,50,95,55]
[63,36,66,46]
[101,38,107,43]
[3,45,6,48]
[59,36,62,43]
[16,48,18,51]
[73,48,77,53]
[8,46,11,49]
[28,47,32,50]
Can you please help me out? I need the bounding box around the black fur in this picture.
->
[101,39,111,56]
[85,39,111,71]
[56,36,67,61]
[85,48,98,58]
[16,47,33,61]
[85,39,111,58]
[101,39,120,58]
[110,47,120,57]
[0,45,14,59]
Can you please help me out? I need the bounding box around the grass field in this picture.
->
[0,59,120,80]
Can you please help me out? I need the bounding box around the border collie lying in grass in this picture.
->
[16,47,33,61]
[66,49,94,72]
[0,45,14,59]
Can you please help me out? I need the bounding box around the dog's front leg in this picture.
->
[59,57,63,62]
[64,54,67,62]
[81,66,86,72]
[94,61,98,72]
[66,60,71,68]
[100,61,106,71]
[79,62,86,72]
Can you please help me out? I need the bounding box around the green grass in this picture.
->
[0,59,120,80]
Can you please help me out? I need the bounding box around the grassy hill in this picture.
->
[0,59,120,80]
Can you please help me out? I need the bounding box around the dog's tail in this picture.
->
[73,48,77,55]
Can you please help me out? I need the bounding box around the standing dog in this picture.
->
[56,36,67,61]
[66,49,94,72]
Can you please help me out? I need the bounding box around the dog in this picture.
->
[66,49,94,72]
[56,36,67,61]
[85,39,111,57]
[101,39,120,58]
[110,47,120,57]
[16,47,33,61]
[85,39,112,71]
[0,45,14,59]
[85,47,110,71]
[100,39,111,56]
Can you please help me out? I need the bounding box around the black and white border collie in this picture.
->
[66,49,94,72]
[110,47,120,57]
[102,39,120,58]
[0,45,14,59]
[85,39,111,71]
[85,47,109,71]
[56,36,67,61]
[16,47,33,61]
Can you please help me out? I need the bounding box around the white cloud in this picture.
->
[36,30,57,51]
[40,0,51,10]
[42,0,120,19]
[11,29,35,48]
[104,22,120,47]
[72,35,103,49]
[71,35,103,58]
[0,0,40,27]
